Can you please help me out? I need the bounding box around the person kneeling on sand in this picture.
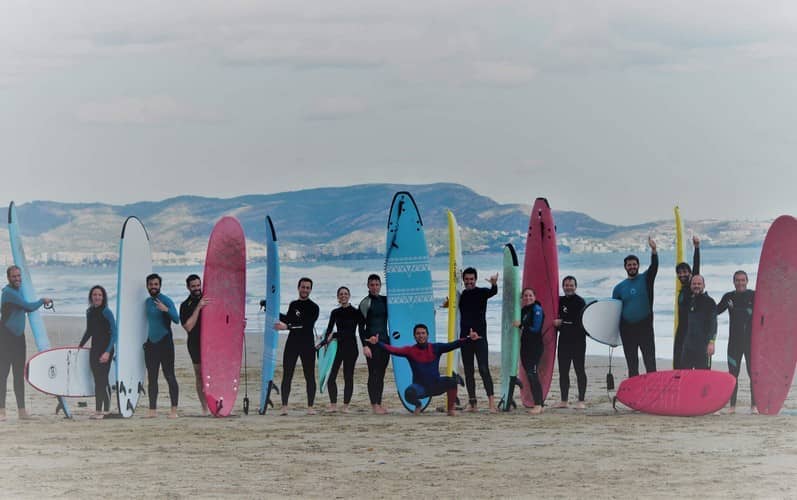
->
[366,325,480,416]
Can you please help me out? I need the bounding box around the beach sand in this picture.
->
[1,315,795,499]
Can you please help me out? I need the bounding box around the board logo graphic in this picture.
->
[48,365,57,379]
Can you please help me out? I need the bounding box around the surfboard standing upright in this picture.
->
[385,192,435,412]
[673,206,685,366]
[7,201,71,417]
[446,210,464,407]
[518,198,559,407]
[259,216,280,414]
[115,217,152,418]
[201,216,247,417]
[751,215,797,415]
[499,243,521,411]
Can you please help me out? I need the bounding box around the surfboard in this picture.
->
[751,215,797,415]
[7,201,72,417]
[673,206,685,367]
[259,216,281,414]
[518,198,559,407]
[616,370,736,416]
[582,299,623,347]
[317,339,338,394]
[499,243,521,411]
[446,210,463,407]
[385,191,435,412]
[200,216,247,417]
[25,347,95,397]
[115,216,152,418]
[259,215,280,415]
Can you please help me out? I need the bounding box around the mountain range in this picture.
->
[0,183,770,265]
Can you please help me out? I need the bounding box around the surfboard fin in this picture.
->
[606,372,615,391]
[127,399,134,412]
[215,399,223,415]
[138,382,146,395]
[242,396,249,415]
[119,381,127,395]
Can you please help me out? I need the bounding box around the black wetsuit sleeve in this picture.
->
[646,253,659,309]
[79,312,91,348]
[325,309,336,338]
[434,339,466,356]
[692,247,700,276]
[487,283,498,299]
[715,292,731,316]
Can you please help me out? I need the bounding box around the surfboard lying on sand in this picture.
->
[751,215,797,415]
[616,370,735,416]
[518,198,559,407]
[259,216,281,414]
[115,216,152,418]
[201,216,247,417]
[8,201,72,417]
[499,243,521,411]
[385,191,435,412]
[26,347,94,397]
[582,299,622,347]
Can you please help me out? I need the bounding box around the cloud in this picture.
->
[303,96,368,121]
[470,61,537,86]
[75,96,222,125]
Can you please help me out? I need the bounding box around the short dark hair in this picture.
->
[88,285,108,309]
[146,273,162,285]
[337,286,350,296]
[185,274,201,286]
[623,255,639,266]
[6,265,20,279]
[462,267,477,280]
[367,274,381,284]
[298,277,313,288]
[413,323,429,335]
[562,275,577,287]
[733,270,748,280]
[675,262,691,273]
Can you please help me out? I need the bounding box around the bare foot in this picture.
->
[306,407,316,415]
[279,406,289,416]
[466,404,477,413]
[553,401,568,409]
[18,410,35,420]
[200,407,209,416]
[327,404,338,413]
[751,406,759,415]
[145,409,157,418]
[447,409,458,417]
[727,406,736,415]
[0,409,6,422]
[168,408,179,419]
[575,401,586,410]
[90,413,105,420]
[528,406,543,415]
[372,405,387,415]
[341,405,350,414]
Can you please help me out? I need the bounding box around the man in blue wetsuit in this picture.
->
[144,273,180,418]
[366,324,480,416]
[612,237,658,377]
[0,266,52,421]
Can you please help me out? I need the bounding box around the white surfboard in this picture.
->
[25,347,95,397]
[582,299,623,347]
[115,217,152,417]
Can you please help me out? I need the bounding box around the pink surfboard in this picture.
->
[201,216,247,417]
[616,370,736,416]
[751,215,797,415]
[518,198,559,407]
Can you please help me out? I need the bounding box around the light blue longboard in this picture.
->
[385,192,435,412]
[499,243,521,411]
[7,202,71,418]
[317,339,338,394]
[259,216,281,414]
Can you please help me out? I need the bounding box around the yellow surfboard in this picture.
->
[446,210,463,387]
[673,206,685,367]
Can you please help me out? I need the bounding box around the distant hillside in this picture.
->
[0,183,770,265]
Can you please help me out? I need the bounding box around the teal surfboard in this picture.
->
[385,192,435,412]
[259,216,281,414]
[499,243,521,411]
[7,202,71,418]
[317,339,338,394]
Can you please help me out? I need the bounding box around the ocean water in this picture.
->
[26,246,760,362]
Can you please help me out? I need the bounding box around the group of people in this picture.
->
[0,235,757,420]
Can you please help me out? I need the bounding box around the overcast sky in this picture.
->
[2,1,796,224]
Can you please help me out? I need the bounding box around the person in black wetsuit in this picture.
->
[78,285,117,419]
[680,275,717,370]
[457,267,498,413]
[0,265,52,421]
[179,274,209,415]
[514,287,545,415]
[674,235,701,368]
[318,286,363,413]
[366,324,481,416]
[275,277,320,415]
[552,276,587,409]
[612,237,658,377]
[358,274,390,415]
[716,270,756,414]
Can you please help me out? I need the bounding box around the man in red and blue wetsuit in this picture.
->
[366,324,480,416]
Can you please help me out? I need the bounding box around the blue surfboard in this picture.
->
[259,216,281,414]
[7,202,71,418]
[385,192,434,412]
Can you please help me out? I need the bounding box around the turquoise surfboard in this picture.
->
[385,192,435,412]
[317,339,338,394]
[259,216,281,414]
[7,202,71,418]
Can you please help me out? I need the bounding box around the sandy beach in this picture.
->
[1,315,795,499]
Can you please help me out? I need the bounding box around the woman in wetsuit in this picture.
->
[78,285,117,419]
